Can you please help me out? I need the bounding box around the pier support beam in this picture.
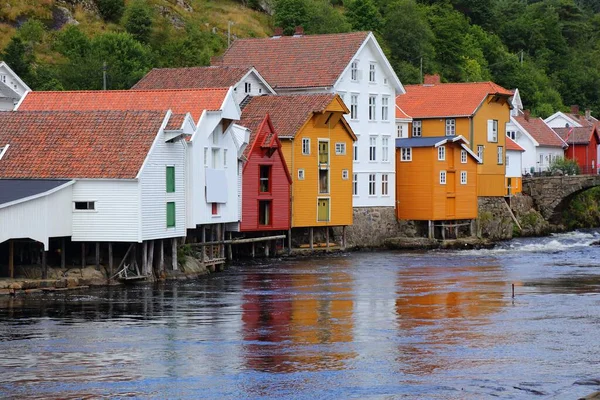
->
[172,238,178,271]
[8,240,14,279]
[428,221,434,240]
[227,232,233,261]
[159,240,164,276]
[201,226,206,263]
[342,226,347,250]
[142,241,148,276]
[95,242,100,270]
[288,228,292,255]
[61,238,66,269]
[251,242,255,258]
[309,227,314,250]
[108,242,113,283]
[148,241,154,277]
[81,243,86,268]
[325,227,330,251]
[470,219,477,237]
[41,244,47,279]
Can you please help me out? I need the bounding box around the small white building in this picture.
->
[506,90,567,174]
[0,61,30,111]
[505,137,525,194]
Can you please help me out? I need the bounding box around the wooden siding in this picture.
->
[411,118,470,138]
[505,177,522,195]
[564,134,599,174]
[241,118,291,232]
[396,144,478,221]
[280,106,354,228]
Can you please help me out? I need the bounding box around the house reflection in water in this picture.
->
[241,260,355,373]
[394,264,508,376]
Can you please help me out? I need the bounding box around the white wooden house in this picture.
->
[214,30,405,211]
[0,61,30,111]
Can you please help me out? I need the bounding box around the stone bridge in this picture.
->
[522,175,600,222]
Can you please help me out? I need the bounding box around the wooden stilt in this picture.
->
[309,227,314,250]
[8,240,14,279]
[441,224,446,240]
[325,227,330,251]
[159,240,164,276]
[108,242,113,283]
[81,243,85,268]
[172,238,178,270]
[148,240,155,277]
[142,241,148,275]
[251,242,255,258]
[95,242,100,270]
[201,226,206,263]
[61,238,66,269]
[227,232,233,261]
[265,240,270,257]
[428,221,434,239]
[42,244,47,279]
[288,228,292,255]
[220,224,225,259]
[342,226,347,250]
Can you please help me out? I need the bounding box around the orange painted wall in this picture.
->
[410,118,470,138]
[396,143,478,221]
[505,177,522,195]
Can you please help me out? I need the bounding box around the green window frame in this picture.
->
[167,202,176,227]
[166,166,175,193]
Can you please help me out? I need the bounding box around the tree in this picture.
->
[345,0,382,32]
[96,0,126,23]
[273,0,311,35]
[123,0,153,44]
[1,37,32,84]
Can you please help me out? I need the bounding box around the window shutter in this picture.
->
[167,202,176,227]
[487,120,494,142]
[166,167,175,193]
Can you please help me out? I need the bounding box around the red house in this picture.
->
[554,125,600,174]
[238,113,292,232]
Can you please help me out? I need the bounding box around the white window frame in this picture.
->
[401,148,412,161]
[298,169,305,180]
[381,96,389,121]
[73,201,96,212]
[0,144,9,160]
[487,119,498,142]
[396,124,403,138]
[352,173,358,196]
[382,136,389,162]
[353,142,358,162]
[351,60,359,81]
[507,130,516,140]
[477,145,484,162]
[342,169,349,180]
[369,62,376,83]
[497,146,504,165]
[350,94,359,120]
[413,120,422,137]
[460,171,467,185]
[368,174,376,196]
[438,146,446,161]
[368,95,377,121]
[381,174,389,196]
[445,119,455,136]
[335,142,346,155]
[460,149,467,164]
[302,138,310,155]
[369,136,377,161]
[244,82,252,94]
[440,171,447,185]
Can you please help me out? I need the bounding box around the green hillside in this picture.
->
[1,0,600,117]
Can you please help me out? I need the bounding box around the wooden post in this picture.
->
[470,219,476,237]
[148,240,155,278]
[172,238,178,270]
[42,244,47,280]
[265,240,270,257]
[251,242,255,258]
[95,242,100,270]
[227,232,233,261]
[309,227,314,250]
[108,242,113,283]
[325,227,330,251]
[428,221,434,239]
[142,241,148,276]
[342,226,347,250]
[441,224,446,240]
[61,238,66,269]
[81,243,86,268]
[8,240,14,279]
[159,239,164,276]
[201,226,206,263]
[288,228,292,255]
[220,224,225,259]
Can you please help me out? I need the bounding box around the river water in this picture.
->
[1,231,600,399]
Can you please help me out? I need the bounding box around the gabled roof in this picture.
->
[506,137,525,152]
[0,110,172,179]
[554,126,599,145]
[240,93,356,140]
[512,115,566,148]
[18,88,229,121]
[395,104,412,120]
[215,31,402,91]
[0,61,31,93]
[397,81,513,119]
[395,135,481,163]
[131,66,276,95]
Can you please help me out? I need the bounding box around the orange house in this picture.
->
[396,75,512,197]
[396,136,480,228]
[241,93,356,247]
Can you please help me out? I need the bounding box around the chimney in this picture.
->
[585,109,592,120]
[423,74,441,86]
[293,26,304,37]
[524,109,530,122]
[273,27,283,38]
[571,105,580,116]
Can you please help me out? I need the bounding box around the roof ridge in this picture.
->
[30,88,229,94]
[232,30,370,42]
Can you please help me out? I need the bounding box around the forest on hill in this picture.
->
[1,0,599,117]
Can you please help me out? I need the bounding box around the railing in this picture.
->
[523,165,599,177]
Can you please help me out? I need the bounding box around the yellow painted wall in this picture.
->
[412,118,470,138]
[505,177,522,195]
[396,143,478,220]
[279,102,354,228]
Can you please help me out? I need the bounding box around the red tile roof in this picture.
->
[513,115,566,148]
[18,88,229,121]
[165,113,187,130]
[239,94,340,139]
[0,110,169,179]
[554,126,598,145]
[215,32,369,89]
[564,113,600,130]
[395,105,411,119]
[506,137,525,152]
[396,82,513,118]
[132,66,251,90]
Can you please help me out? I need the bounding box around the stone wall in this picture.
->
[509,195,550,236]
[477,197,514,240]
[343,207,417,248]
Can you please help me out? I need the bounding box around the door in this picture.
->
[319,141,329,164]
[317,198,330,222]
[446,171,456,217]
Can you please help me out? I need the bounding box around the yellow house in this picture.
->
[241,94,356,246]
[396,75,512,197]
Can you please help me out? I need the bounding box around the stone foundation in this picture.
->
[343,207,417,248]
[477,197,515,240]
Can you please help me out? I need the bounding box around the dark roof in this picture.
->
[395,136,449,148]
[513,115,565,147]
[215,31,369,89]
[554,126,598,145]
[132,66,252,90]
[0,179,71,206]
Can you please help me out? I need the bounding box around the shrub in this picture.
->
[549,157,580,175]
[96,0,125,23]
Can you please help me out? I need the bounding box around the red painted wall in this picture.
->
[241,118,291,232]
[565,131,599,174]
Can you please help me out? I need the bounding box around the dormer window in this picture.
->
[369,63,376,83]
[0,144,9,160]
[0,75,5,83]
[245,82,252,94]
